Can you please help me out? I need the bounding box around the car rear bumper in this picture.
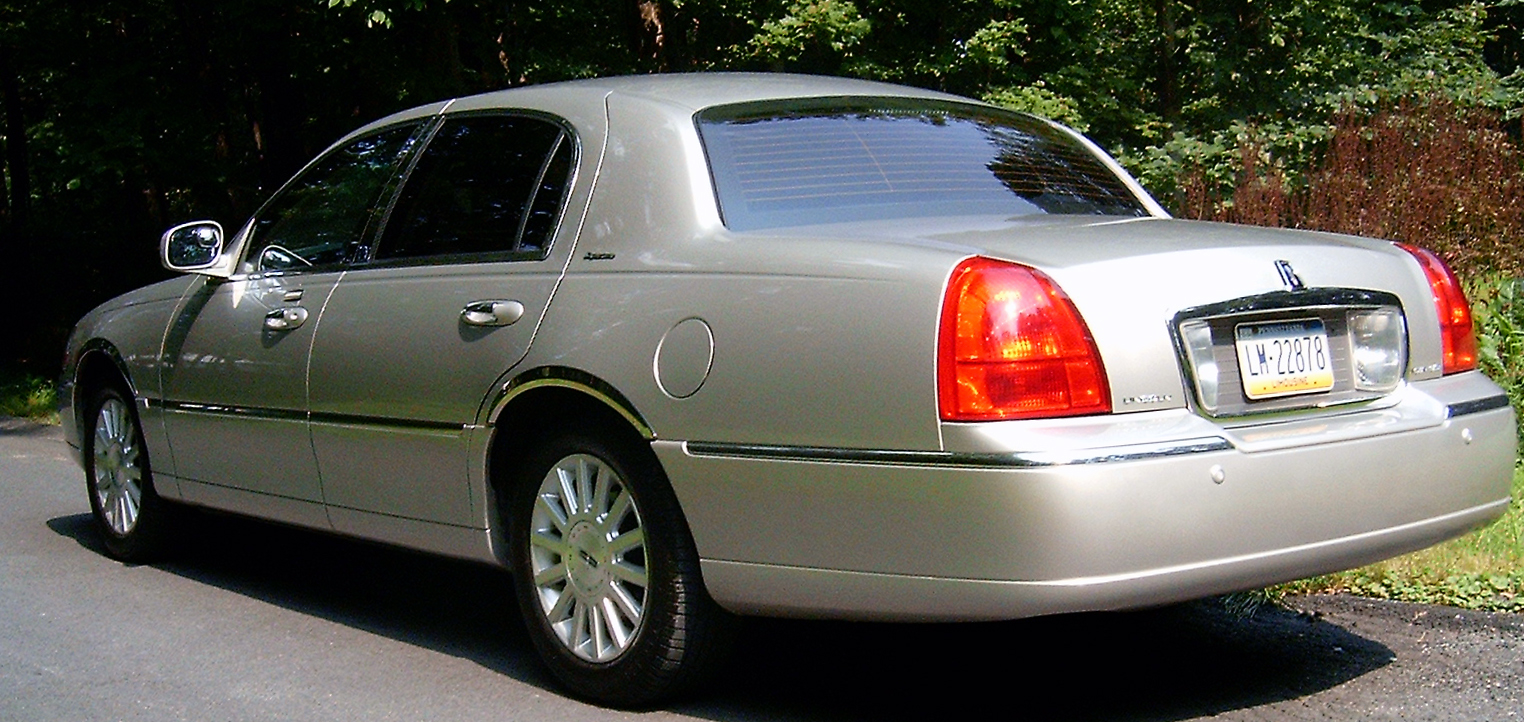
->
[656,372,1515,621]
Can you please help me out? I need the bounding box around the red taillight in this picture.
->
[938,257,1111,421]
[1397,243,1477,374]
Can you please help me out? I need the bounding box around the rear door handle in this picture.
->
[264,306,309,331]
[461,300,525,327]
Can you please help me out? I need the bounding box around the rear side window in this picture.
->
[697,97,1148,232]
[376,115,573,262]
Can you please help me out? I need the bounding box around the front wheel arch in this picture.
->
[71,344,137,442]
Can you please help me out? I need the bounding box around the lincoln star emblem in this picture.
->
[1275,259,1305,291]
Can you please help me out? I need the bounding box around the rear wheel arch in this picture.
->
[483,371,733,706]
[485,373,655,530]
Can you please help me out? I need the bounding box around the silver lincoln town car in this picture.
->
[60,73,1516,706]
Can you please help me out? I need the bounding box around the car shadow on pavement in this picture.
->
[49,509,1392,720]
[683,600,1394,721]
[47,508,556,691]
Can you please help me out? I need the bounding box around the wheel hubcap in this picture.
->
[92,398,143,537]
[528,454,647,663]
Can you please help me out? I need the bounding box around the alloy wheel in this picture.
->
[527,453,648,663]
[92,396,143,537]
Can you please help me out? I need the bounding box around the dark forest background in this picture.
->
[0,0,1521,376]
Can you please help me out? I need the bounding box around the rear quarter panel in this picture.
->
[514,91,960,451]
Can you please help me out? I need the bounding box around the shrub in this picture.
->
[1176,95,1524,455]
[1469,273,1524,456]
[1177,96,1524,277]
[0,374,59,422]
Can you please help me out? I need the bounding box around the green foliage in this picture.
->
[1163,96,1524,276]
[982,81,1088,132]
[1111,1,1524,206]
[742,0,872,73]
[1289,570,1524,612]
[1122,120,1336,213]
[1219,587,1288,618]
[1469,273,1524,456]
[0,0,1520,377]
[0,374,58,422]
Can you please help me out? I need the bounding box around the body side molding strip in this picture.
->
[1446,394,1512,418]
[154,399,467,432]
[683,437,1234,469]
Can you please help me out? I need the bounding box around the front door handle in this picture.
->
[264,306,309,331]
[461,300,525,327]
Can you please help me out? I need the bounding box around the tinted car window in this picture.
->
[697,98,1149,231]
[244,124,421,273]
[376,115,571,262]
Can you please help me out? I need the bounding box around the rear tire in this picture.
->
[507,424,733,707]
[83,386,173,562]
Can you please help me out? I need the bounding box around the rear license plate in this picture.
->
[1234,319,1335,400]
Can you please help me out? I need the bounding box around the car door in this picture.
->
[159,124,423,521]
[307,114,577,529]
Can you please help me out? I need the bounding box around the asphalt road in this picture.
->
[3,418,1521,721]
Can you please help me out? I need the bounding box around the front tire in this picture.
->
[508,425,732,707]
[84,386,173,561]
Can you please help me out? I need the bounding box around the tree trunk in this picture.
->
[1154,0,1179,124]
[629,0,669,71]
[0,43,29,230]
[248,19,308,192]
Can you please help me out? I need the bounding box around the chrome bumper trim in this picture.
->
[683,436,1233,468]
[1447,394,1512,418]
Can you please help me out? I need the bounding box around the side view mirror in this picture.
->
[161,221,229,276]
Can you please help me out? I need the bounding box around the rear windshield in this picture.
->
[696,97,1149,232]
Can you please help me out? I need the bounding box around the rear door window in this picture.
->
[375,114,573,263]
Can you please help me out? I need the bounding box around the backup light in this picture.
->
[1179,320,1220,412]
[1396,244,1477,374]
[938,257,1111,421]
[1348,308,1405,391]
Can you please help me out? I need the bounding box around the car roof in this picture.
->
[478,72,965,111]
[346,73,974,140]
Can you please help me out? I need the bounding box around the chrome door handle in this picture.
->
[461,300,525,327]
[264,306,309,331]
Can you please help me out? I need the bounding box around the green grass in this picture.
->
[1274,465,1524,612]
[0,373,60,424]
